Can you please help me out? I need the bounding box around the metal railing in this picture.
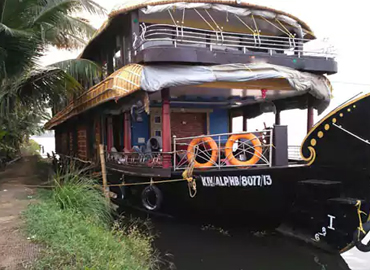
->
[173,130,273,171]
[134,24,335,59]
[105,130,273,170]
[107,151,165,168]
[288,145,302,161]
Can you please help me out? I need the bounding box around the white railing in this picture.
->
[107,150,164,168]
[173,130,274,171]
[106,130,274,170]
[135,24,336,59]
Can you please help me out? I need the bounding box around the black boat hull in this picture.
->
[108,93,370,254]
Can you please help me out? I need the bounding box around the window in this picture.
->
[155,130,161,137]
[154,116,161,123]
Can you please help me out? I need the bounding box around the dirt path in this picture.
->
[0,156,47,270]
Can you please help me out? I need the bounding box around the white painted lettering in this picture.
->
[254,176,259,186]
[201,177,208,186]
[201,175,272,187]
[266,175,272,186]
[234,176,240,186]
[327,215,336,230]
[207,177,212,186]
[241,176,248,186]
[247,176,253,186]
[215,177,221,186]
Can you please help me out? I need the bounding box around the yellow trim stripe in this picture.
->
[300,92,370,162]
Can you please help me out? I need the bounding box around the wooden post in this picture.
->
[99,144,109,199]
[162,88,172,168]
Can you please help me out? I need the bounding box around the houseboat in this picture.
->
[46,0,370,254]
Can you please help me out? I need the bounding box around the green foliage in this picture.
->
[0,0,105,155]
[20,139,41,156]
[53,169,112,226]
[23,170,157,269]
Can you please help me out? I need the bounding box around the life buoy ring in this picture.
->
[141,185,163,211]
[225,133,262,166]
[187,137,219,168]
[353,221,370,252]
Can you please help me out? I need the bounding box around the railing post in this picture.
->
[269,129,274,167]
[173,135,177,171]
[218,135,221,170]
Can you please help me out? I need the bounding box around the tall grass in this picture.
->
[53,170,112,226]
[23,168,158,270]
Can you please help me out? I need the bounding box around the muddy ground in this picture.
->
[0,156,47,270]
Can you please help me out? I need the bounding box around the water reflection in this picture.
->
[153,219,349,270]
[120,208,350,270]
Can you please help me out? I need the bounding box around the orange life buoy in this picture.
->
[225,133,262,167]
[187,137,219,168]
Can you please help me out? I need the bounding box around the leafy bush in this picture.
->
[20,139,41,156]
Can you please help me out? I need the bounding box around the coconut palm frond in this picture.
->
[74,0,107,16]
[50,58,101,83]
[32,0,82,26]
[0,0,104,155]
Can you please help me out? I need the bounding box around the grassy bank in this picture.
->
[23,171,157,269]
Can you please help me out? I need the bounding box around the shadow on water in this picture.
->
[119,207,350,270]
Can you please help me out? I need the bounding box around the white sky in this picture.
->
[40,0,370,145]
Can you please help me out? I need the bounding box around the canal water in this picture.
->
[120,209,361,270]
[32,136,369,269]
[154,220,349,270]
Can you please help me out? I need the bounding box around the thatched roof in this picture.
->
[79,0,314,59]
[110,0,313,32]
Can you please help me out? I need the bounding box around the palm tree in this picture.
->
[0,0,106,157]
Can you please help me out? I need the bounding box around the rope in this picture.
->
[234,14,255,34]
[251,14,259,35]
[204,9,223,42]
[182,152,197,198]
[107,178,187,187]
[276,19,295,38]
[193,8,218,37]
[9,178,188,189]
[258,16,291,37]
[356,200,367,239]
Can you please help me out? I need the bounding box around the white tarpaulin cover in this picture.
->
[140,3,304,36]
[140,63,332,114]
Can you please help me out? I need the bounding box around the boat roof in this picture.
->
[45,63,332,129]
[79,0,315,59]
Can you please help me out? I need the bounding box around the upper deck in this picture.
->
[79,0,337,75]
